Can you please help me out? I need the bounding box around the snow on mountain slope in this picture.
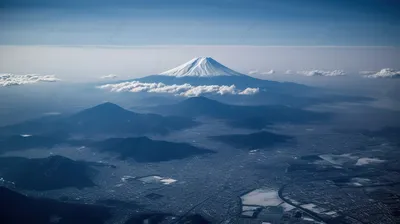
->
[160,57,245,77]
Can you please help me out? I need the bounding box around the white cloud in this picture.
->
[100,74,118,79]
[248,70,275,75]
[248,70,259,75]
[285,70,294,75]
[364,68,400,78]
[179,85,237,97]
[297,70,346,77]
[239,87,260,95]
[284,69,345,77]
[97,81,259,97]
[260,70,275,75]
[0,73,60,87]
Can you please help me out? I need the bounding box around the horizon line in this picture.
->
[0,44,399,49]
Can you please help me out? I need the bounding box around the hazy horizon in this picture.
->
[1,45,399,82]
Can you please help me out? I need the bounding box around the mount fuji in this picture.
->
[159,57,245,77]
[98,57,371,107]
[136,57,308,92]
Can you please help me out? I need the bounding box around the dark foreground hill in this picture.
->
[0,156,96,191]
[0,187,111,224]
[0,187,211,224]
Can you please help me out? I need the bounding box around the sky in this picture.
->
[0,0,399,81]
[1,0,400,46]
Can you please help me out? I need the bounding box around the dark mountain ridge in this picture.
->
[92,136,214,162]
[152,97,330,129]
[0,102,198,136]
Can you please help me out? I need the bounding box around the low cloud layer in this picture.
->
[98,81,259,97]
[295,70,346,77]
[364,68,400,78]
[0,74,60,87]
[100,74,118,79]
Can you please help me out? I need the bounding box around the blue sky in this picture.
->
[1,0,400,46]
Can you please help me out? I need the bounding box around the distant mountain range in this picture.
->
[151,97,330,129]
[207,90,373,107]
[0,135,212,164]
[0,102,198,136]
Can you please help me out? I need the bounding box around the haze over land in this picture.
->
[1,0,400,223]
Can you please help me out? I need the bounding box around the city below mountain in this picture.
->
[0,187,212,224]
[210,131,293,150]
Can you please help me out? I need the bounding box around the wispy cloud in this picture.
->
[358,71,375,75]
[297,70,345,77]
[0,74,60,87]
[100,74,118,79]
[260,70,275,75]
[97,81,259,97]
[285,70,345,77]
[248,69,275,75]
[364,68,400,78]
[248,70,259,75]
[285,70,294,75]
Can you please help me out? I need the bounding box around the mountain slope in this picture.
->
[160,57,244,77]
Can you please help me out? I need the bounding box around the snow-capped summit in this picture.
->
[160,57,245,77]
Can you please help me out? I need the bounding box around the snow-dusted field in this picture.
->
[241,188,282,207]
